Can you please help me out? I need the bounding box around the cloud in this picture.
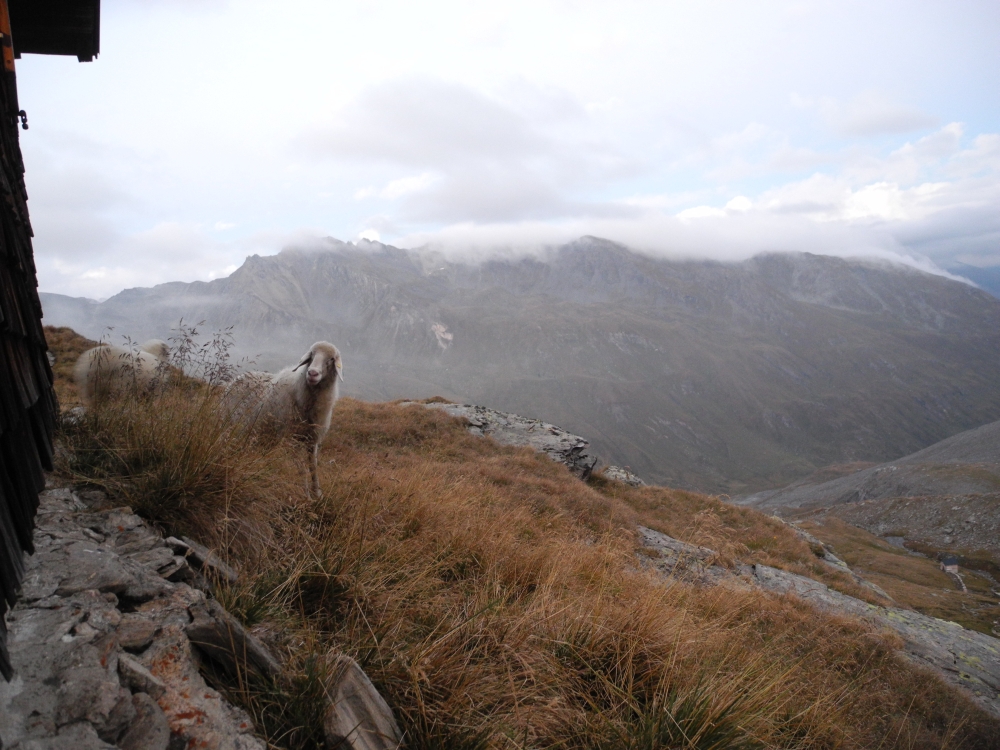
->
[24,158,133,269]
[947,133,1000,178]
[29,166,129,213]
[891,202,1000,264]
[393,210,940,274]
[389,213,974,292]
[21,1,1000,299]
[356,172,441,201]
[300,77,636,223]
[811,91,940,137]
[302,78,548,168]
[839,93,938,136]
[738,124,997,232]
[755,174,913,222]
[677,205,726,220]
[389,121,1000,278]
[695,123,835,182]
[38,118,994,300]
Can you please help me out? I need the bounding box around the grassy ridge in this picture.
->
[46,326,1000,749]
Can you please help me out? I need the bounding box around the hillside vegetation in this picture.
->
[47,326,1000,749]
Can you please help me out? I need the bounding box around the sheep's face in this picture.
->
[306,361,324,386]
[296,342,343,387]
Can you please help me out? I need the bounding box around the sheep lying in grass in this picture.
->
[225,341,343,497]
[74,339,170,406]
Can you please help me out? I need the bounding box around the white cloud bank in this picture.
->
[387,122,1000,278]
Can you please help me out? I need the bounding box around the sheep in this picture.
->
[73,339,171,406]
[224,341,343,497]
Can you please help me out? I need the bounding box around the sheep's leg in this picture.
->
[309,443,321,499]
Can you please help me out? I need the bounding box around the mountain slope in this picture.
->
[41,237,1000,493]
[951,263,1000,298]
[736,419,1000,511]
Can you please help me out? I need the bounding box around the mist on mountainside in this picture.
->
[41,237,1000,494]
[950,263,1000,299]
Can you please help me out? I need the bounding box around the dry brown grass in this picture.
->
[589,474,891,605]
[51,340,1000,748]
[797,517,1000,635]
[45,325,98,408]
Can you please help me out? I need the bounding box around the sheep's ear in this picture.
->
[292,351,313,371]
[324,354,345,382]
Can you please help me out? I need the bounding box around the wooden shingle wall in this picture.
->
[0,59,56,679]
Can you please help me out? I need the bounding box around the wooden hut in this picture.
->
[0,0,100,681]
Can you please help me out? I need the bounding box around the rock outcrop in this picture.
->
[776,516,893,601]
[602,465,646,486]
[416,402,600,479]
[0,487,269,750]
[416,402,656,486]
[639,526,1000,719]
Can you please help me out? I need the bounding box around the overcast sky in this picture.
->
[16,0,1000,299]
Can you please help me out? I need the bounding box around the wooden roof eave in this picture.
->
[8,0,100,63]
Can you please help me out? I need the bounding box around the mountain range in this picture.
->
[41,236,1000,494]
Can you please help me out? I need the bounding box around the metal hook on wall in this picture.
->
[17,109,26,130]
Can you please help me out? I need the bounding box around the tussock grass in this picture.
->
[45,325,98,408]
[49,325,1000,749]
[60,385,296,532]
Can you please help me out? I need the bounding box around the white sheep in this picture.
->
[224,341,343,497]
[73,339,171,406]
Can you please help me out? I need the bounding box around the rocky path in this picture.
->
[0,486,268,750]
[0,483,406,750]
